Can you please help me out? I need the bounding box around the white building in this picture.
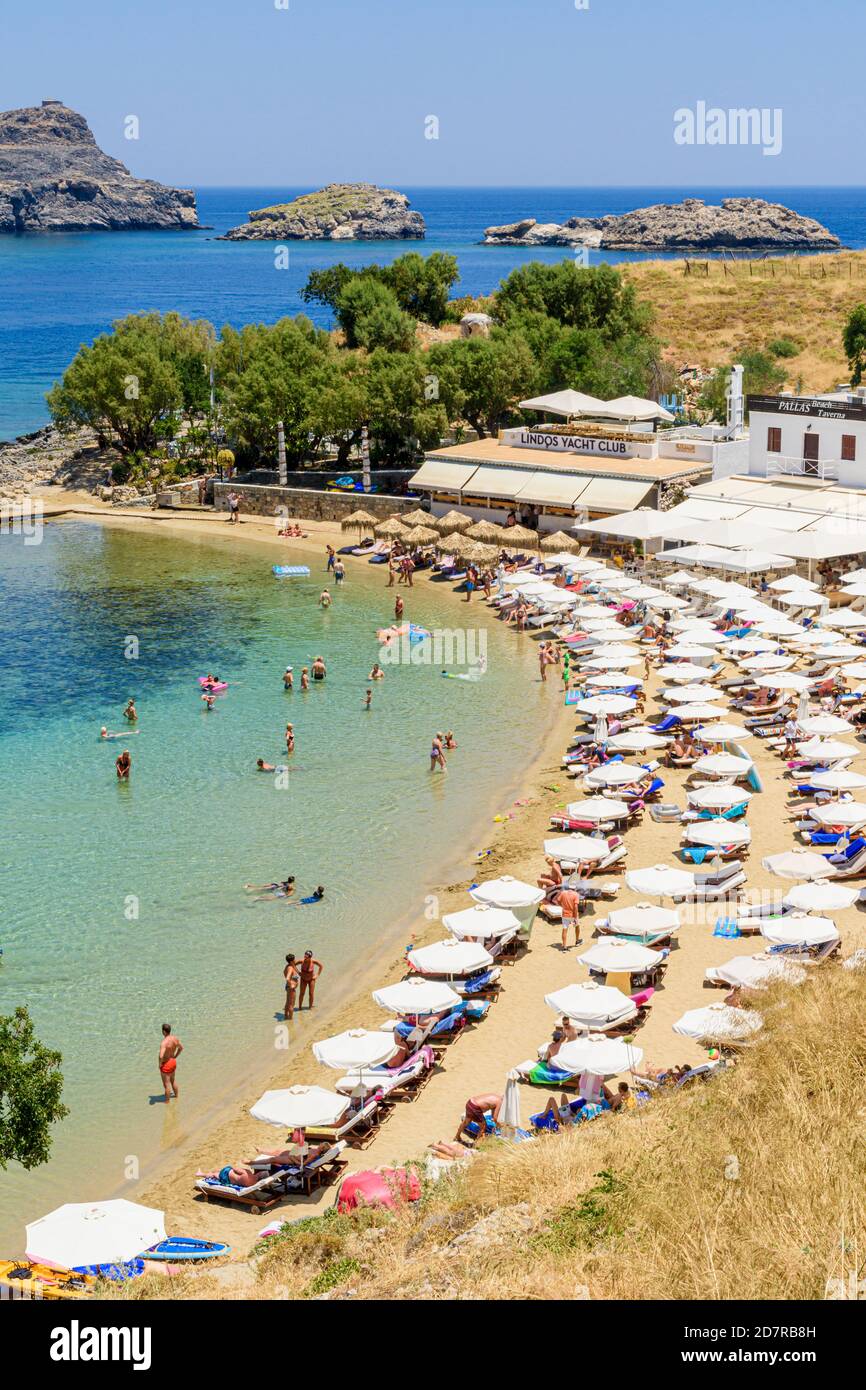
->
[745,388,866,485]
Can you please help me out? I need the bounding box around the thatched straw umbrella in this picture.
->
[374,516,410,539]
[438,530,473,556]
[432,509,473,534]
[402,524,440,546]
[400,507,436,527]
[340,508,378,536]
[463,541,500,568]
[466,519,505,543]
[502,524,540,551]
[540,530,582,553]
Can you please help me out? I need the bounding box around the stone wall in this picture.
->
[213,482,417,523]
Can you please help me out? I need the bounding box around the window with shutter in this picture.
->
[841,434,856,461]
[767,427,781,453]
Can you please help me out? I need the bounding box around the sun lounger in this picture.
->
[194,1142,348,1212]
[334,1052,433,1102]
[303,1098,383,1149]
[683,859,747,900]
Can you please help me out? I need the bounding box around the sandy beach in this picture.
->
[23,491,866,1273]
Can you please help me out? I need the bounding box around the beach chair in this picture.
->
[334,1051,434,1103]
[303,1098,383,1149]
[684,859,747,900]
[193,1142,348,1213]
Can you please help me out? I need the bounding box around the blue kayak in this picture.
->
[273,565,310,578]
[142,1237,230,1261]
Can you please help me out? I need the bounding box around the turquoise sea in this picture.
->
[0,520,552,1249]
[1,185,864,441]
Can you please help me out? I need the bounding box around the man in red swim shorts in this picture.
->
[158,1023,183,1101]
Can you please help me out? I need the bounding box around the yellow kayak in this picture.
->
[0,1260,94,1300]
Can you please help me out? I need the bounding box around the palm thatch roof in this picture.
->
[432,509,473,533]
[466,520,505,543]
[374,516,410,538]
[502,524,540,548]
[399,507,435,527]
[437,531,474,554]
[402,524,440,545]
[340,508,378,530]
[540,530,582,552]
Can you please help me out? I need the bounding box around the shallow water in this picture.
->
[0,521,553,1247]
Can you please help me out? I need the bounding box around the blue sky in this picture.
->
[2,0,864,187]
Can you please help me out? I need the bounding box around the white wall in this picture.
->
[749,408,866,486]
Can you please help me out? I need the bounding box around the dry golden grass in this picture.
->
[622,252,866,391]
[108,961,866,1301]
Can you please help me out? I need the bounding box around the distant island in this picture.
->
[222,183,425,241]
[0,100,200,233]
[482,197,842,252]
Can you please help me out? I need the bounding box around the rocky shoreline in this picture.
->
[0,100,199,233]
[222,182,425,241]
[482,197,842,252]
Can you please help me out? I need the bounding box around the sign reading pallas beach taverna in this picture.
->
[500,427,655,459]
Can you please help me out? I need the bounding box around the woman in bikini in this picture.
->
[283,954,299,1020]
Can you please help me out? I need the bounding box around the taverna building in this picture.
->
[409,390,748,533]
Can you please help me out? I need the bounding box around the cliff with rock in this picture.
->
[0,100,200,232]
[482,198,841,251]
[223,183,425,241]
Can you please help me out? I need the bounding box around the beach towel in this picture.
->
[524,1060,576,1087]
[713,916,740,938]
[682,845,713,865]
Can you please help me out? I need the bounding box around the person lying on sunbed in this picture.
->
[542,1018,580,1063]
[428,1138,474,1160]
[530,1089,612,1131]
[537,856,564,893]
[197,1142,330,1185]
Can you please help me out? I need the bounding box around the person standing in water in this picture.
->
[300,667,310,692]
[333,558,345,585]
[320,588,332,609]
[326,544,335,573]
[283,667,294,691]
[363,688,373,710]
[298,950,324,1010]
[311,655,326,682]
[429,732,447,772]
[123,698,137,722]
[115,749,131,780]
[285,722,295,754]
[395,594,405,622]
[283,954,299,1021]
[158,1023,183,1101]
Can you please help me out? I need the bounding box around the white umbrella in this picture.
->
[738,653,795,673]
[662,683,724,703]
[818,609,866,628]
[586,761,649,788]
[672,1003,763,1043]
[840,583,866,598]
[608,901,680,934]
[687,784,753,809]
[576,694,636,717]
[672,629,727,648]
[313,1029,400,1072]
[776,591,824,609]
[698,723,753,744]
[769,575,818,591]
[407,938,493,976]
[663,569,700,586]
[26,1200,167,1269]
[709,954,807,989]
[798,714,854,736]
[596,572,642,590]
[811,642,864,661]
[796,738,856,762]
[762,848,836,880]
[578,938,662,972]
[566,795,630,822]
[499,1069,523,1132]
[624,864,696,897]
[692,752,753,777]
[811,768,866,793]
[554,1034,644,1077]
[673,702,727,722]
[771,674,813,693]
[590,644,640,662]
[251,1084,350,1129]
[583,655,642,671]
[748,616,805,636]
[683,819,751,848]
[447,900,523,938]
[759,914,840,947]
[586,626,636,643]
[584,671,644,689]
[658,662,719,683]
[544,981,636,1029]
[810,802,866,829]
[842,568,866,584]
[723,636,779,654]
[593,714,609,744]
[607,728,667,752]
[647,593,689,609]
[373,978,461,1015]
[665,643,716,660]
[792,628,846,647]
[783,880,858,911]
[544,834,609,862]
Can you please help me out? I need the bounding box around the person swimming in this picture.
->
[369,663,384,681]
[201,691,216,710]
[245,875,296,902]
[101,727,136,740]
[256,758,275,772]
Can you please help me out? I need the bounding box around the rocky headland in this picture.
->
[0,100,200,233]
[222,183,425,240]
[482,198,842,251]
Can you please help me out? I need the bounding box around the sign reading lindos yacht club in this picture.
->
[747,394,866,422]
[500,427,653,457]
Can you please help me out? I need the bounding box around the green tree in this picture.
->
[216,316,334,465]
[299,264,360,315]
[335,278,416,350]
[431,333,536,437]
[47,311,213,455]
[366,349,450,465]
[0,1007,69,1170]
[698,349,787,424]
[842,304,866,386]
[494,262,652,339]
[383,251,459,326]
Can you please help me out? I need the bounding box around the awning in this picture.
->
[662,500,751,522]
[518,389,606,417]
[735,506,817,531]
[513,472,590,507]
[459,465,538,500]
[578,478,655,512]
[409,459,481,491]
[575,508,678,540]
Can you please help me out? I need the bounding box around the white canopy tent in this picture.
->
[518,389,607,417]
